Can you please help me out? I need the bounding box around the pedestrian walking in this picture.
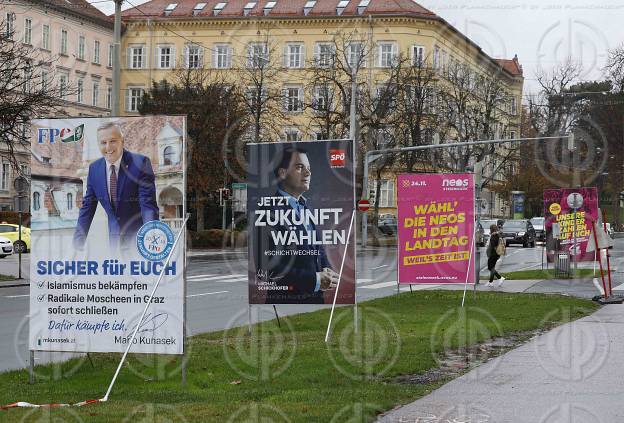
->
[486,224,506,287]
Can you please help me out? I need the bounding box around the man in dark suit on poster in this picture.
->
[253,147,340,304]
[74,122,159,249]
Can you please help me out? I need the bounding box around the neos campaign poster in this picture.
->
[247,140,356,304]
[397,174,475,284]
[544,187,598,263]
[29,116,186,354]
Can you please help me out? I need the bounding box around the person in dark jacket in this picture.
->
[486,224,506,287]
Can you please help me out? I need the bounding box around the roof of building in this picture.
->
[121,0,436,19]
[42,0,113,28]
[121,0,522,79]
[495,55,523,76]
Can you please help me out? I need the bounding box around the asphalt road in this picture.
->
[1,240,622,373]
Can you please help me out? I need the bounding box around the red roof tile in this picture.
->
[44,0,113,27]
[495,55,523,76]
[122,0,435,19]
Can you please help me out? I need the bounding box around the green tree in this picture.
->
[139,68,248,230]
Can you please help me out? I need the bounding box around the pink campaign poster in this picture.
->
[397,174,476,284]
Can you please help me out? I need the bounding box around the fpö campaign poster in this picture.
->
[247,140,356,305]
[29,116,186,354]
[397,174,475,284]
[544,187,598,263]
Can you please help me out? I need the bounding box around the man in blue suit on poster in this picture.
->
[253,147,339,304]
[73,122,159,249]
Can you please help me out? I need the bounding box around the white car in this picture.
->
[0,236,13,258]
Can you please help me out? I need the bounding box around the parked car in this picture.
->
[501,219,537,248]
[0,236,13,258]
[530,217,545,242]
[377,214,397,236]
[0,223,31,253]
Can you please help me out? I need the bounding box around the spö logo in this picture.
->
[37,124,85,144]
[330,149,345,168]
[442,178,469,188]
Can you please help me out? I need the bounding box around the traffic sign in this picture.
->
[358,199,370,212]
[232,183,247,190]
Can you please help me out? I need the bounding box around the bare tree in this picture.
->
[235,31,290,143]
[606,44,624,93]
[0,19,75,167]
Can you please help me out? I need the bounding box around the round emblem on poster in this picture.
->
[136,221,174,261]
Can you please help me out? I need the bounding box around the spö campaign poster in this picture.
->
[247,140,356,305]
[544,187,598,263]
[398,174,475,284]
[29,116,186,354]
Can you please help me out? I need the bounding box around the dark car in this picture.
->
[378,214,397,236]
[530,217,545,242]
[480,219,504,246]
[501,219,536,248]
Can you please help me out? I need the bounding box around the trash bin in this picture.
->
[555,252,570,278]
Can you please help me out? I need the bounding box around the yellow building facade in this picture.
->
[120,0,523,218]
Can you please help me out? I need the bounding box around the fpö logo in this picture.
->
[442,178,469,188]
[330,149,345,168]
[37,124,84,144]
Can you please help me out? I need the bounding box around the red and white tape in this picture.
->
[1,398,102,410]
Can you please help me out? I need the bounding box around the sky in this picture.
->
[90,0,624,97]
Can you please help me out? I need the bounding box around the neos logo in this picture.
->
[442,178,469,187]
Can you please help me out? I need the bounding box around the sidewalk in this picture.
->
[377,286,623,422]
[0,278,28,288]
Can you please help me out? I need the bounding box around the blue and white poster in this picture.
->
[29,116,186,354]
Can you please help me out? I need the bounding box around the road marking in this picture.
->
[612,283,624,291]
[187,274,245,281]
[370,265,388,270]
[187,290,229,298]
[357,278,373,284]
[190,277,247,283]
[3,294,29,298]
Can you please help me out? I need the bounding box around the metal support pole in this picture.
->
[29,350,34,384]
[112,0,122,116]
[272,305,281,328]
[18,210,22,279]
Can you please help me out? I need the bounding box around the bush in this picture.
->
[0,211,31,226]
[188,229,248,249]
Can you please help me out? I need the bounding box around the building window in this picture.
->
[92,82,99,107]
[313,85,331,112]
[60,29,68,55]
[94,40,100,64]
[511,97,517,115]
[246,87,266,111]
[378,180,394,207]
[67,193,73,210]
[158,45,174,69]
[412,45,425,67]
[187,44,204,68]
[42,24,50,50]
[247,43,268,68]
[284,128,301,141]
[108,44,113,67]
[163,146,174,165]
[5,13,14,39]
[24,18,32,44]
[347,42,364,69]
[0,164,9,191]
[129,46,145,69]
[212,44,230,69]
[106,85,112,109]
[78,35,86,60]
[41,69,49,92]
[433,46,440,69]
[23,67,32,93]
[126,87,144,112]
[284,86,303,112]
[33,192,41,211]
[378,43,396,68]
[315,43,334,67]
[59,73,68,99]
[286,44,304,68]
[77,79,84,103]
[315,131,327,140]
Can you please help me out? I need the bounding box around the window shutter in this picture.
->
[283,44,289,67]
[171,46,176,68]
[126,47,132,68]
[225,46,230,68]
[124,88,130,111]
[313,43,320,66]
[282,88,289,111]
[154,47,160,68]
[299,45,305,68]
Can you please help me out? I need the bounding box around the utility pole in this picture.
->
[112,0,123,116]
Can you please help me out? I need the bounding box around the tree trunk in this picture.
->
[196,201,205,231]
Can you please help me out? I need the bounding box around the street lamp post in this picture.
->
[112,0,123,116]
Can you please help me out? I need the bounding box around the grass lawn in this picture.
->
[0,291,599,422]
[0,274,15,282]
[480,268,595,280]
